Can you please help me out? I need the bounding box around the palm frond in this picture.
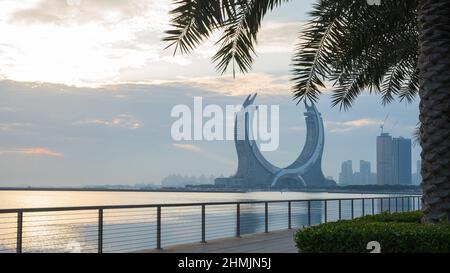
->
[164,0,420,110]
[212,0,256,76]
[399,67,419,103]
[292,0,419,108]
[331,65,371,111]
[212,0,291,76]
[381,61,409,105]
[163,0,225,54]
[292,0,355,103]
[164,0,290,76]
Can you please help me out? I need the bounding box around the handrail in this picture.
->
[0,195,421,214]
[0,195,422,253]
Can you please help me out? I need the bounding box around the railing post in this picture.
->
[264,202,269,233]
[402,197,405,212]
[388,198,391,212]
[16,210,23,253]
[338,199,342,220]
[380,198,384,212]
[407,197,410,211]
[324,200,327,223]
[413,196,416,211]
[236,203,241,237]
[156,206,161,249]
[288,202,292,229]
[396,197,399,212]
[307,201,311,226]
[351,199,354,219]
[372,198,375,215]
[98,209,103,253]
[201,205,206,243]
[362,199,365,217]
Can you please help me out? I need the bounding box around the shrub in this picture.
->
[294,211,450,253]
[355,211,423,223]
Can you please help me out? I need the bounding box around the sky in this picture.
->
[0,0,421,187]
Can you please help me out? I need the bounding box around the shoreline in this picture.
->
[0,187,246,194]
[0,186,421,195]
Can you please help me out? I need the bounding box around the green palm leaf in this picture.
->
[164,0,419,108]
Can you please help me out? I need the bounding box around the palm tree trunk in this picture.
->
[418,0,450,223]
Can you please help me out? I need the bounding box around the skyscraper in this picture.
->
[360,160,371,185]
[339,160,353,185]
[392,137,412,185]
[377,133,393,185]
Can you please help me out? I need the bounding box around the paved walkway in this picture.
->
[140,229,298,253]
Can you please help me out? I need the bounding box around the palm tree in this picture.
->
[164,0,450,223]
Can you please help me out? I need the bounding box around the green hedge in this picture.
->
[355,211,423,223]
[294,211,450,253]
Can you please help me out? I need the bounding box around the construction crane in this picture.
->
[380,114,389,134]
[387,120,398,134]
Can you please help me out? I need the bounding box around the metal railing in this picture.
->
[0,195,421,253]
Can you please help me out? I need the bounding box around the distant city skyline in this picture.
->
[339,133,415,186]
[338,160,376,186]
[161,174,218,188]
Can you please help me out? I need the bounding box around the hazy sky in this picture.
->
[0,0,420,186]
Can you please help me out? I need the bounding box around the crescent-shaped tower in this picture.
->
[215,94,336,189]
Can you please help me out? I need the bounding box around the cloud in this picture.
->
[163,73,291,96]
[0,1,171,86]
[341,119,381,127]
[172,143,234,166]
[325,118,382,133]
[287,126,305,132]
[0,122,32,132]
[0,147,63,157]
[257,21,306,54]
[172,143,203,153]
[8,0,162,25]
[0,107,19,112]
[1,75,292,98]
[74,114,142,130]
[0,2,304,88]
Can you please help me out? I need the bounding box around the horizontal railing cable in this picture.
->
[0,195,421,253]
